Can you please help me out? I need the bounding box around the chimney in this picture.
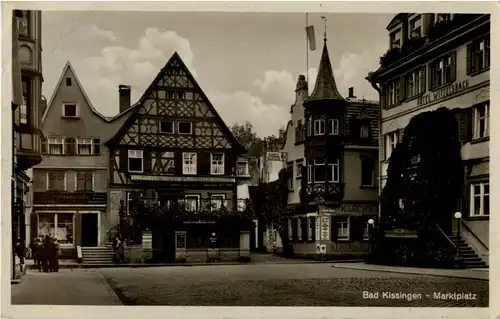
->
[119,85,131,113]
[348,87,356,99]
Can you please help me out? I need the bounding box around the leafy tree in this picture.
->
[231,121,259,150]
[252,168,292,256]
[374,107,464,267]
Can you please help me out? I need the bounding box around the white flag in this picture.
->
[306,25,316,51]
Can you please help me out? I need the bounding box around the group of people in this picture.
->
[30,235,61,272]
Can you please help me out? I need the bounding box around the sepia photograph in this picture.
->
[2,1,497,318]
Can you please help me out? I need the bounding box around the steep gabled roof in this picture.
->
[106,52,246,154]
[306,38,346,103]
[42,61,135,124]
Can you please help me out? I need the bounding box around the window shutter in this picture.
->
[398,75,406,103]
[455,109,467,144]
[465,107,473,142]
[198,151,210,175]
[41,136,47,154]
[144,151,152,173]
[450,51,457,82]
[420,67,426,93]
[174,151,183,175]
[427,62,433,90]
[66,137,76,155]
[74,212,82,246]
[466,43,472,75]
[119,149,128,172]
[93,138,100,155]
[380,135,385,161]
[398,128,405,143]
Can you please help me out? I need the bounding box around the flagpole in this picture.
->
[306,12,309,85]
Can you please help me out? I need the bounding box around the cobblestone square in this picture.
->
[100,264,488,307]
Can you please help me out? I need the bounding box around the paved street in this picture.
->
[11,264,488,307]
[100,264,488,307]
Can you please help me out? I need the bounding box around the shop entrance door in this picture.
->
[81,213,98,247]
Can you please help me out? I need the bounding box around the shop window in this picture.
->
[47,171,66,191]
[363,219,371,240]
[210,194,226,211]
[470,182,489,217]
[308,216,316,241]
[467,36,490,74]
[185,195,200,212]
[37,212,74,244]
[473,102,489,139]
[76,171,93,191]
[337,217,350,240]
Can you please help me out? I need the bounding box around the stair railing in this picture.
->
[432,222,461,267]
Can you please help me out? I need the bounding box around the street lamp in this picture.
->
[368,218,375,255]
[454,212,462,243]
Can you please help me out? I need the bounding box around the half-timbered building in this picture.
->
[106,52,252,262]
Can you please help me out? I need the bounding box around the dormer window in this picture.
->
[63,103,79,118]
[390,28,402,49]
[409,15,422,38]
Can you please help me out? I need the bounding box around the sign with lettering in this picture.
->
[385,229,418,238]
[320,216,330,241]
[319,207,335,214]
[266,152,287,162]
[176,233,186,249]
[131,175,235,183]
[417,80,470,107]
[315,218,321,240]
[34,192,107,205]
[340,203,377,214]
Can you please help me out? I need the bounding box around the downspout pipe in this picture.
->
[365,73,383,220]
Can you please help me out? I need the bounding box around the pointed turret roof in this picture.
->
[307,38,345,103]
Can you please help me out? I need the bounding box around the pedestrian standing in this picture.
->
[42,235,51,273]
[114,235,124,264]
[52,238,60,272]
[31,237,43,271]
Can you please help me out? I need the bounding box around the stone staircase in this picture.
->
[81,241,115,265]
[449,235,488,269]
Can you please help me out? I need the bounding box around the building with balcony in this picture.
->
[279,36,380,259]
[31,62,132,259]
[11,10,44,280]
[105,52,253,263]
[366,13,490,267]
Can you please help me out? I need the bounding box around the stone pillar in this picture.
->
[239,231,250,257]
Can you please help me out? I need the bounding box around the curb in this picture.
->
[26,259,364,269]
[332,264,489,281]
